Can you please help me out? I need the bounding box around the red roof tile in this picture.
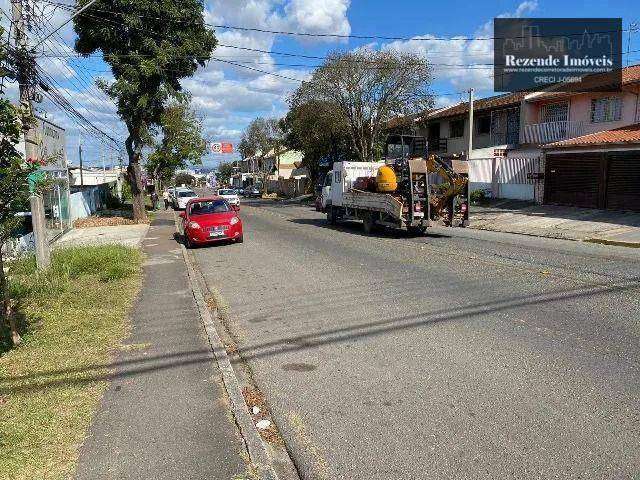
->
[428,65,640,121]
[622,64,640,85]
[425,92,526,120]
[544,123,640,149]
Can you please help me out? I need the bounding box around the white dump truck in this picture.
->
[325,157,469,235]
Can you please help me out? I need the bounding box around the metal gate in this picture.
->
[606,152,640,212]
[544,153,602,208]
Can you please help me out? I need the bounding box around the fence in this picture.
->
[69,182,117,221]
[469,156,543,202]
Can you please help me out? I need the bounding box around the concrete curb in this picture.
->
[584,238,640,248]
[174,215,285,480]
[470,224,640,249]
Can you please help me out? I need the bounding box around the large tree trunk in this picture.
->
[125,133,148,223]
[0,249,21,346]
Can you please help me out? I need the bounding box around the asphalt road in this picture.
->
[190,198,640,480]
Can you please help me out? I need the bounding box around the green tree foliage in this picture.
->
[292,50,433,162]
[146,97,206,190]
[73,0,216,222]
[1,24,40,344]
[239,117,283,193]
[174,172,195,187]
[215,161,235,186]
[280,99,354,186]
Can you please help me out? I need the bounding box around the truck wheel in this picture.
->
[408,226,427,236]
[327,206,336,225]
[363,213,375,234]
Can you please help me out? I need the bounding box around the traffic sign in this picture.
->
[211,142,233,154]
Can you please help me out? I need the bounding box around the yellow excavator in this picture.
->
[425,154,470,226]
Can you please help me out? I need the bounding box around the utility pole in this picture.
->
[100,142,106,182]
[467,88,474,161]
[11,0,50,269]
[78,137,84,187]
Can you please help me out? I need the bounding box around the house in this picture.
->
[409,64,640,209]
[528,66,640,211]
[235,149,309,196]
[420,91,529,158]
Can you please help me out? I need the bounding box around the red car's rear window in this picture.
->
[189,200,231,215]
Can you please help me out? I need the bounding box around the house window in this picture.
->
[476,115,491,135]
[449,119,464,138]
[591,97,622,123]
[540,102,569,123]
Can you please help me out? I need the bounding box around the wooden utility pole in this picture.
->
[11,0,50,269]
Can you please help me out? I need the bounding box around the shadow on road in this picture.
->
[288,217,451,239]
[230,278,639,362]
[5,262,636,395]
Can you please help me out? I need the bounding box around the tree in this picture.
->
[239,117,283,193]
[280,99,354,187]
[174,172,195,187]
[146,97,207,190]
[1,24,38,346]
[216,161,235,186]
[73,0,216,222]
[0,99,38,346]
[292,50,433,162]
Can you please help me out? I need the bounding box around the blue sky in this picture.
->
[1,0,639,168]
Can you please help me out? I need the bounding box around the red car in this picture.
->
[180,196,243,248]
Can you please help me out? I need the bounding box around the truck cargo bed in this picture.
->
[343,190,403,220]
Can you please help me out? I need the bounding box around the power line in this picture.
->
[212,57,307,82]
[18,11,125,149]
[39,1,635,42]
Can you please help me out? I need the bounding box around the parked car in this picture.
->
[175,189,197,210]
[246,185,261,198]
[180,197,243,248]
[216,188,240,206]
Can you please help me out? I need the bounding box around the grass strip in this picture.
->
[0,244,142,480]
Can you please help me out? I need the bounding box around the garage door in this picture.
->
[606,152,640,212]
[544,153,602,208]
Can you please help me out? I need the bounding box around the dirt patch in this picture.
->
[242,385,284,446]
[74,216,137,228]
[205,295,217,311]
[242,385,266,412]
[225,343,239,355]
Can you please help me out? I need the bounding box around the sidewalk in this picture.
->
[470,200,640,247]
[55,223,149,248]
[75,210,249,479]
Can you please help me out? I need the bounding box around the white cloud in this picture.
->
[381,1,539,94]
[284,0,351,39]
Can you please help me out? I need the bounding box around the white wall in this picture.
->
[468,154,541,201]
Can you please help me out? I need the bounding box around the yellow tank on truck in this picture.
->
[376,165,397,192]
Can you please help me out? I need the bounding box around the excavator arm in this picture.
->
[425,154,469,224]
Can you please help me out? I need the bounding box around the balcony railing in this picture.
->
[522,120,584,145]
[428,138,447,153]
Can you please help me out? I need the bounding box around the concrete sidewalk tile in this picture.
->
[470,200,640,246]
[75,210,248,480]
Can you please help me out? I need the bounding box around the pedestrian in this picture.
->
[151,190,159,210]
[163,189,170,210]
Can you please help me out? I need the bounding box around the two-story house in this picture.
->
[413,64,640,210]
